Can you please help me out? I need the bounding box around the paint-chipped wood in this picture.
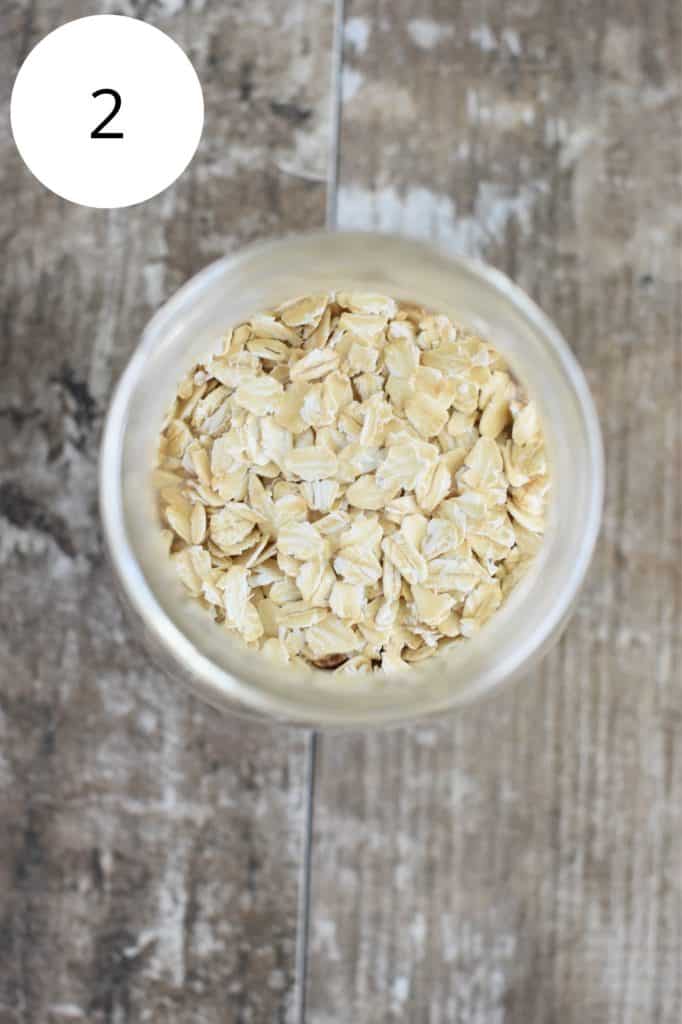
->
[4,0,682,1020]
[307,1,682,1022]
[0,1,334,1021]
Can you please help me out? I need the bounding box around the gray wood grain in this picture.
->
[0,2,334,1022]
[307,1,682,1022]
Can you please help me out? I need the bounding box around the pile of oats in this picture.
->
[155,292,549,674]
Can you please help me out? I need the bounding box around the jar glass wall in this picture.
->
[99,232,603,728]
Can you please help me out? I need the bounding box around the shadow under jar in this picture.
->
[99,232,603,728]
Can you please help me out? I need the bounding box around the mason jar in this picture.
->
[99,232,603,728]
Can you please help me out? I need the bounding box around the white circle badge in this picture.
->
[10,15,204,209]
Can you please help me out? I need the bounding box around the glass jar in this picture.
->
[99,232,603,728]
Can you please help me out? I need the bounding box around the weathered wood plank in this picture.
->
[0,2,334,1021]
[307,1,682,1021]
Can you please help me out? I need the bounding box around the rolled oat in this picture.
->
[155,292,549,673]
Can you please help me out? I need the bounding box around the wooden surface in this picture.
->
[1,2,681,1024]
[309,1,682,1022]
[0,2,333,1021]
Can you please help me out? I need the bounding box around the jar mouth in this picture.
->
[99,231,604,728]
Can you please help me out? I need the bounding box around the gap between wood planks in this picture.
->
[293,3,345,1019]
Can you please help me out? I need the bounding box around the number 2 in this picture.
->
[91,88,123,139]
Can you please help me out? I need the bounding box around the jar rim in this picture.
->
[100,231,604,727]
